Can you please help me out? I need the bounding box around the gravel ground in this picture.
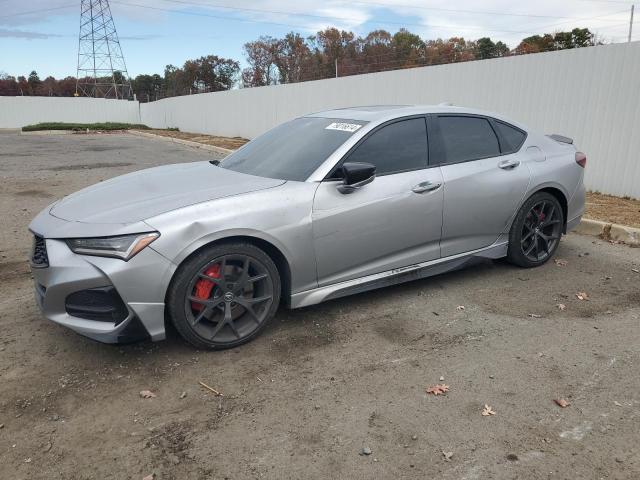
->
[0,131,639,480]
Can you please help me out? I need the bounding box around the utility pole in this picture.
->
[335,59,338,78]
[76,0,132,99]
[630,4,635,43]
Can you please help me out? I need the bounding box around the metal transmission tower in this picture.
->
[75,0,132,99]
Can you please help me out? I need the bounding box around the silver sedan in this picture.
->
[29,105,586,349]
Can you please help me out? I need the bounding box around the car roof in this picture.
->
[305,105,527,130]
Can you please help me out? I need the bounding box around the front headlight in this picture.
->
[66,232,160,261]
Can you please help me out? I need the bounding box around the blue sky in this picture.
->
[0,0,635,79]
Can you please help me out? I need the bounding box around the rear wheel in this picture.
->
[507,192,564,268]
[167,242,281,350]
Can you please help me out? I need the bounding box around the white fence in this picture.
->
[139,41,640,198]
[1,42,639,197]
[0,96,140,128]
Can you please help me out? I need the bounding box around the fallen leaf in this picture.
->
[426,384,449,396]
[554,259,568,266]
[481,404,496,416]
[456,305,465,311]
[614,401,623,407]
[139,390,156,399]
[439,376,445,381]
[528,313,542,318]
[556,303,566,311]
[554,398,570,408]
[575,292,589,301]
[601,275,612,280]
[442,450,454,461]
[632,268,639,274]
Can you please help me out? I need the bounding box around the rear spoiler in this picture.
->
[547,134,573,145]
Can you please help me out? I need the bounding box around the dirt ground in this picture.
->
[1,131,639,480]
[141,129,249,151]
[586,192,640,229]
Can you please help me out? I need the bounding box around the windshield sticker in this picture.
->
[325,122,362,133]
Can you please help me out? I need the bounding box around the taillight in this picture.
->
[575,152,587,168]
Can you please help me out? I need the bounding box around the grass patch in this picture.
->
[22,122,150,132]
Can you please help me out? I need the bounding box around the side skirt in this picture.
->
[290,241,508,309]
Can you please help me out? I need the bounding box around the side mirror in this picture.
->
[337,162,376,194]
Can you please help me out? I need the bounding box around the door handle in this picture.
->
[498,159,520,170]
[412,181,442,194]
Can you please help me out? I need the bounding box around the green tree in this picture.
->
[476,37,496,59]
[495,41,509,57]
[27,70,41,94]
[392,28,425,62]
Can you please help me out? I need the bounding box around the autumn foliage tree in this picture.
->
[514,28,596,54]
[1,27,599,97]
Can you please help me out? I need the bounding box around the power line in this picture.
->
[0,4,76,19]
[110,0,632,38]
[2,1,632,47]
[2,1,630,37]
[527,8,630,31]
[347,0,629,20]
[155,0,626,23]
[569,0,634,4]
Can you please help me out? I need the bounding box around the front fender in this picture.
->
[156,227,294,269]
[144,181,319,294]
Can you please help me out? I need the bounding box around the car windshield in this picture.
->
[218,117,367,181]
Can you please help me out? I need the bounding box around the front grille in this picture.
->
[65,286,129,323]
[31,235,49,268]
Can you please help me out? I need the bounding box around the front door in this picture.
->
[312,117,444,287]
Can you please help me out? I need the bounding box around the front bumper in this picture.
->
[30,237,175,343]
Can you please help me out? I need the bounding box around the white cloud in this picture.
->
[1,0,634,45]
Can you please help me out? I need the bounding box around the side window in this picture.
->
[344,118,428,175]
[438,116,500,164]
[494,120,527,154]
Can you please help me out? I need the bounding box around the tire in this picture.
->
[507,192,564,268]
[167,242,281,350]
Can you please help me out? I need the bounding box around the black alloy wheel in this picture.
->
[507,192,564,267]
[168,242,281,349]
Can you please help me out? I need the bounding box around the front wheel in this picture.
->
[507,192,564,268]
[167,242,281,350]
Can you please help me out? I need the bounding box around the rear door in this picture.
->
[431,114,531,257]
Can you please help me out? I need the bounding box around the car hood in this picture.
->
[49,162,286,224]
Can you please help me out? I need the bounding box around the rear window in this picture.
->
[438,116,500,163]
[219,117,366,181]
[494,121,527,153]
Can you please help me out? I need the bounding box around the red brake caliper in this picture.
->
[191,263,221,311]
